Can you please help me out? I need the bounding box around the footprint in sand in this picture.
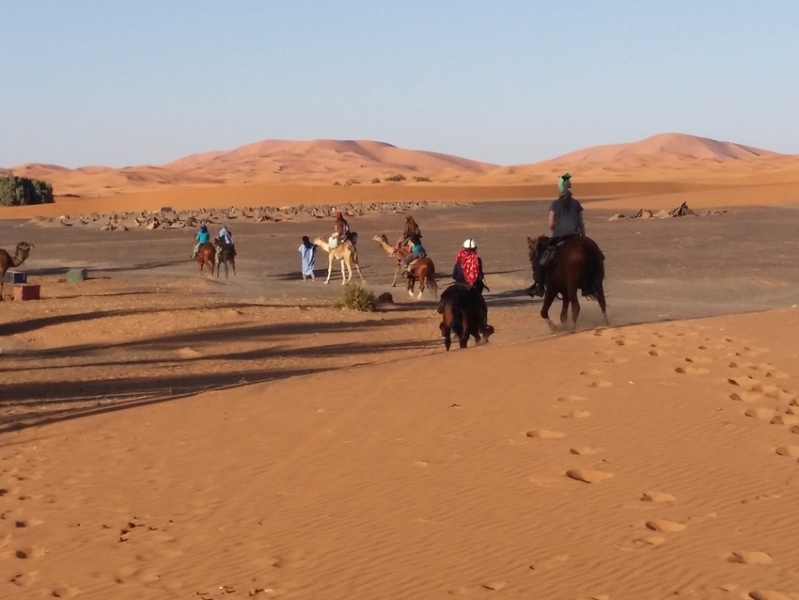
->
[633,534,666,546]
[744,407,775,421]
[770,414,799,426]
[685,356,714,364]
[566,469,613,484]
[606,357,629,364]
[741,493,781,504]
[775,445,799,458]
[729,391,763,403]
[558,395,587,402]
[529,553,569,571]
[570,446,602,455]
[14,546,48,560]
[645,519,686,532]
[728,551,772,565]
[752,384,795,401]
[562,410,591,419]
[748,591,792,600]
[580,369,604,376]
[526,430,565,439]
[675,366,709,375]
[10,572,38,587]
[589,381,612,388]
[641,491,675,503]
[51,584,81,598]
[728,376,761,388]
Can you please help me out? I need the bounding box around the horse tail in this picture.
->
[579,238,605,300]
[426,259,438,297]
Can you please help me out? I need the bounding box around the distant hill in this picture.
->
[541,132,783,165]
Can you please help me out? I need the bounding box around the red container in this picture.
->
[13,284,40,301]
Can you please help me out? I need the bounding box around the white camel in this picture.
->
[313,237,364,285]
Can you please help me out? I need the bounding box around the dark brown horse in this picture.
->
[527,235,608,332]
[438,283,494,350]
[406,257,437,299]
[196,242,216,278]
[213,237,236,279]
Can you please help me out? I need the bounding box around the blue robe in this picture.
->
[299,242,316,276]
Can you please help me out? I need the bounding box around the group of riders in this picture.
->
[188,172,586,313]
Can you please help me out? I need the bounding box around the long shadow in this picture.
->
[0,337,438,433]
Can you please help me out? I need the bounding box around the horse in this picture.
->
[372,234,437,299]
[196,242,216,278]
[437,283,494,350]
[527,235,608,333]
[213,237,236,279]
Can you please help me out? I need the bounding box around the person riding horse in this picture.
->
[452,238,491,335]
[191,223,211,259]
[529,173,586,297]
[217,225,236,258]
[395,215,422,251]
[400,231,426,276]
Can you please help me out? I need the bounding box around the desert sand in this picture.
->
[3,134,799,599]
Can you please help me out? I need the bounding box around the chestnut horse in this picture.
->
[406,257,438,299]
[527,235,608,332]
[196,242,216,278]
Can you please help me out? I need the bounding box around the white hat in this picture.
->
[463,239,472,249]
[469,239,477,249]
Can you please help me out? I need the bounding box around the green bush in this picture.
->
[413,176,432,182]
[336,283,376,311]
[0,175,54,206]
[386,174,406,182]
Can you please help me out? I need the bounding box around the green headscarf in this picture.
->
[558,173,572,194]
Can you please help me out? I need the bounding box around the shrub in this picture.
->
[344,179,361,186]
[336,283,376,311]
[386,174,406,182]
[413,176,432,182]
[0,175,54,206]
[371,177,381,184]
[332,181,341,186]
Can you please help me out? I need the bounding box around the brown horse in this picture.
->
[438,283,493,350]
[196,242,216,278]
[406,257,438,300]
[527,235,608,332]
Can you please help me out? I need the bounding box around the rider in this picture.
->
[400,231,426,275]
[453,239,491,333]
[191,223,211,259]
[329,211,350,248]
[395,215,422,251]
[218,225,236,257]
[529,173,586,297]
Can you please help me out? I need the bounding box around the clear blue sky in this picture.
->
[2,1,797,168]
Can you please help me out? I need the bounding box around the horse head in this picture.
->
[526,236,548,268]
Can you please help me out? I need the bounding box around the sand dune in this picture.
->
[4,133,799,217]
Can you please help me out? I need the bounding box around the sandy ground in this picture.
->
[3,195,799,599]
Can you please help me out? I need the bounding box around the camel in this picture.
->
[0,242,34,300]
[373,234,437,299]
[313,237,363,285]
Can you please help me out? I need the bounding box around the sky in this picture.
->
[2,1,798,168]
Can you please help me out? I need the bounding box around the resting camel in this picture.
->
[313,237,363,285]
[0,242,34,300]
[373,234,437,299]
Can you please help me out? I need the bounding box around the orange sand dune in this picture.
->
[3,307,799,598]
[4,133,799,218]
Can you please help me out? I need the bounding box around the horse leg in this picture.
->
[459,313,470,349]
[559,295,569,324]
[407,274,415,298]
[540,287,558,332]
[440,320,451,351]
[568,284,581,333]
[391,262,399,287]
[224,260,229,280]
[232,259,236,277]
[416,266,425,299]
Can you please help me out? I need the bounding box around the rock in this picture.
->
[608,214,625,221]
[376,292,394,304]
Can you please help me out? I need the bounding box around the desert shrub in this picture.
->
[371,177,380,184]
[0,175,54,206]
[336,283,376,311]
[332,181,341,186]
[413,176,432,182]
[344,179,361,186]
[386,174,406,182]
